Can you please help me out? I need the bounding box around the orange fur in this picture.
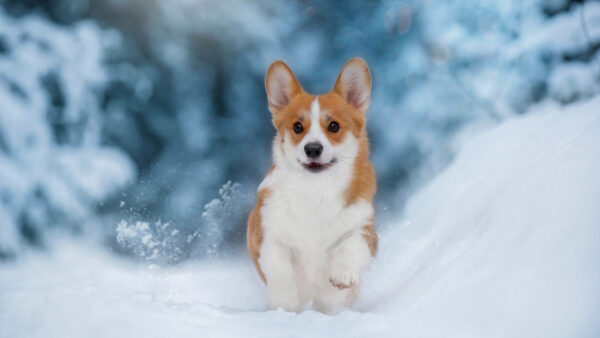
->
[273,93,316,146]
[362,223,378,256]
[247,186,271,283]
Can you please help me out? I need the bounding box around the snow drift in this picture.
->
[1,97,599,337]
[359,97,600,336]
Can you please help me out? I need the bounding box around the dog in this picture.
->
[247,58,377,313]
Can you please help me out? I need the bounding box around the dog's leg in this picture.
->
[329,230,372,289]
[259,238,301,311]
[315,230,372,312]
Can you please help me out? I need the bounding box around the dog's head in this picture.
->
[265,58,371,173]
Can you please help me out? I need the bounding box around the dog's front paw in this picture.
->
[328,268,359,290]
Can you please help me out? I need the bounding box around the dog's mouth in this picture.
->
[300,159,337,173]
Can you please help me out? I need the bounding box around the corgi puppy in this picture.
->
[247,58,377,313]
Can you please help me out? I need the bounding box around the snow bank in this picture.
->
[1,97,599,337]
[359,96,600,336]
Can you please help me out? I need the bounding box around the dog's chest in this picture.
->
[260,170,372,251]
[264,190,343,249]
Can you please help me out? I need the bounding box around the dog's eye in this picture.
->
[328,121,340,133]
[293,122,303,134]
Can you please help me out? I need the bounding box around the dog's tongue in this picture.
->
[308,162,323,168]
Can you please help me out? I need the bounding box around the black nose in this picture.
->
[304,142,323,159]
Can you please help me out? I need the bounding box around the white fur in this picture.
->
[257,98,374,313]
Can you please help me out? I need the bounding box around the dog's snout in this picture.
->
[304,142,323,159]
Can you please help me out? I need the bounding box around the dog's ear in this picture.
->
[265,61,303,114]
[333,58,371,114]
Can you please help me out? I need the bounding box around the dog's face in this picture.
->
[265,58,371,173]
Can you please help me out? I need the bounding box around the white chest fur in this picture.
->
[259,134,372,251]
[260,171,372,251]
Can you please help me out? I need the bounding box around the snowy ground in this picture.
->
[2,97,600,338]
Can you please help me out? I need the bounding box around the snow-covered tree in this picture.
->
[0,9,134,257]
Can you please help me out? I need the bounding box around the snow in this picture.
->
[360,97,600,336]
[116,220,183,263]
[2,2,599,335]
[2,97,599,337]
[507,2,600,58]
[548,61,599,103]
[0,8,135,256]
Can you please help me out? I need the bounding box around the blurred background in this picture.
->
[0,0,599,263]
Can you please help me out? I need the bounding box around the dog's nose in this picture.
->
[304,142,323,159]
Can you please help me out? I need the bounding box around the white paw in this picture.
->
[328,267,359,290]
